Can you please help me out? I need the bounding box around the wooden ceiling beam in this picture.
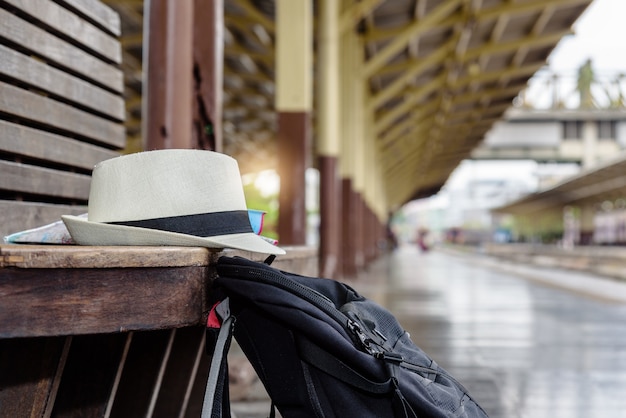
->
[121,33,143,48]
[374,74,445,135]
[380,131,430,171]
[224,14,268,28]
[477,0,590,22]
[225,70,273,84]
[368,39,454,111]
[453,84,523,105]
[363,12,459,43]
[339,0,384,33]
[224,17,274,54]
[230,0,275,32]
[384,165,442,206]
[511,5,556,68]
[464,29,573,63]
[224,45,274,66]
[363,0,462,78]
[382,138,432,176]
[362,25,562,82]
[126,95,142,112]
[430,6,475,147]
[444,102,514,123]
[452,61,545,88]
[378,107,435,149]
[112,3,143,28]
[103,0,143,4]
[121,48,142,70]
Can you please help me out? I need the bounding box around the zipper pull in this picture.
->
[375,352,404,363]
[347,318,383,356]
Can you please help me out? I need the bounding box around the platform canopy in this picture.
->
[494,155,626,215]
[106,0,592,211]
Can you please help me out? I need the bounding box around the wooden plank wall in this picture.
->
[0,0,125,238]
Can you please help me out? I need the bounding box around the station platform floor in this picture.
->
[232,245,626,418]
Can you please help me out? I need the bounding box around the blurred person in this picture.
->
[416,227,430,252]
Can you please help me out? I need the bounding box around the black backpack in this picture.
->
[202,256,489,418]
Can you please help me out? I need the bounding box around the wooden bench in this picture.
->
[0,244,317,416]
[0,0,125,239]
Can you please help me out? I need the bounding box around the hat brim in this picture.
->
[62,215,285,255]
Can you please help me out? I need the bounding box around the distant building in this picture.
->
[472,107,626,171]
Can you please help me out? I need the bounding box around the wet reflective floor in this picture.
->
[356,246,626,418]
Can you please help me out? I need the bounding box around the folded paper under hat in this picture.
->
[62,149,285,255]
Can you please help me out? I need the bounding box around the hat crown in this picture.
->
[87,150,247,223]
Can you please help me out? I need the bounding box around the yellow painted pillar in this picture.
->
[363,84,387,257]
[275,0,312,245]
[339,28,361,277]
[351,33,378,262]
[317,0,342,278]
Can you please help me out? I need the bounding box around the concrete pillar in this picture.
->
[317,0,342,278]
[144,0,194,150]
[582,120,598,170]
[351,32,366,269]
[192,0,223,152]
[276,0,312,245]
[341,178,359,277]
[361,66,386,261]
[144,0,222,151]
[340,30,362,277]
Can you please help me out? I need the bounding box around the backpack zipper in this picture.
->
[345,313,450,380]
[346,317,384,356]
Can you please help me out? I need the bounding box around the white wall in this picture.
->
[484,121,561,148]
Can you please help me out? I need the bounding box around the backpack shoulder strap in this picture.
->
[202,299,235,418]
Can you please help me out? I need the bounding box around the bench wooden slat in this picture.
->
[0,45,125,120]
[0,82,126,148]
[52,334,128,417]
[0,8,123,92]
[56,0,121,37]
[185,348,212,415]
[2,0,121,63]
[0,245,213,269]
[0,337,67,417]
[109,330,175,417]
[0,201,87,239]
[0,160,91,200]
[0,120,119,170]
[0,266,207,337]
[151,327,206,417]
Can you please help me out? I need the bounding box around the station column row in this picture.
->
[142,0,388,279]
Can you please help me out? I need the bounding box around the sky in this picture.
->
[545,0,626,74]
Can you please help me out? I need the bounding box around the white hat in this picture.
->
[62,149,285,255]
